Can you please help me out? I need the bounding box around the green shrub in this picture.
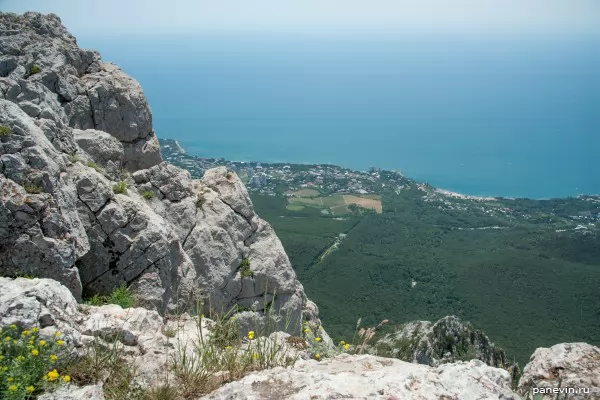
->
[24,184,43,194]
[87,162,103,173]
[0,325,69,399]
[66,153,80,164]
[107,285,135,309]
[142,191,154,200]
[112,182,128,195]
[29,64,41,75]
[0,125,11,136]
[239,258,253,278]
[84,285,135,309]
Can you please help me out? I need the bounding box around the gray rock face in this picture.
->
[372,316,508,368]
[0,12,320,332]
[201,353,521,400]
[519,343,600,399]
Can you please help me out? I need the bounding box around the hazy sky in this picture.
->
[1,0,599,37]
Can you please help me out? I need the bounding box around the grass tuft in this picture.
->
[239,258,253,278]
[0,125,12,136]
[113,181,128,195]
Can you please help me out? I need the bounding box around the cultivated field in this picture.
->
[287,193,382,214]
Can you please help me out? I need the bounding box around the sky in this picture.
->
[1,0,600,37]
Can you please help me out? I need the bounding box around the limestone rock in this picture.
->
[0,277,82,345]
[37,384,105,400]
[201,353,521,400]
[373,316,508,368]
[0,12,321,336]
[518,343,600,399]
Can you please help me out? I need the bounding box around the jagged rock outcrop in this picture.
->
[518,342,600,399]
[0,12,321,333]
[201,353,521,400]
[372,316,508,368]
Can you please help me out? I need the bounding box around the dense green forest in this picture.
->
[251,184,600,365]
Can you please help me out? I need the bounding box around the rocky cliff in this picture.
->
[0,12,320,334]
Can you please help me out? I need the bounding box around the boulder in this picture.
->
[201,353,521,400]
[518,342,600,399]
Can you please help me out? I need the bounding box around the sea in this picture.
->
[78,34,600,199]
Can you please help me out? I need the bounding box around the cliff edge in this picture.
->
[0,12,321,334]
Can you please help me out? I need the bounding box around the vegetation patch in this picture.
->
[112,181,128,195]
[0,325,69,400]
[142,191,154,200]
[29,64,41,75]
[0,125,12,136]
[23,184,44,194]
[87,162,103,174]
[239,258,253,278]
[84,285,136,309]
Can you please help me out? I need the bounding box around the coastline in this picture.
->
[162,138,599,202]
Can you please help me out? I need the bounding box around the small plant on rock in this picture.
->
[24,184,44,194]
[112,181,128,195]
[142,191,154,200]
[83,285,136,309]
[87,162,103,173]
[239,258,253,278]
[107,285,135,309]
[29,64,41,75]
[0,125,12,136]
[0,325,70,400]
[66,153,80,163]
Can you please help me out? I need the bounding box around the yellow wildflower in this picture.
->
[315,353,321,360]
[8,377,14,382]
[32,327,39,333]
[4,336,10,342]
[252,353,259,360]
[9,324,17,329]
[56,340,65,346]
[63,375,71,383]
[50,354,58,362]
[225,346,232,350]
[8,385,17,391]
[315,337,321,342]
[22,330,31,336]
[55,331,62,338]
[344,344,350,350]
[247,331,255,340]
[340,340,346,345]
[27,386,35,393]
[17,356,25,362]
[31,349,39,356]
[39,340,47,346]
[47,369,60,382]
[304,328,310,333]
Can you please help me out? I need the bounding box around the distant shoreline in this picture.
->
[161,137,598,201]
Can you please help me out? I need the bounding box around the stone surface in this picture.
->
[0,12,320,330]
[38,384,105,400]
[518,342,600,399]
[373,316,508,368]
[201,353,521,400]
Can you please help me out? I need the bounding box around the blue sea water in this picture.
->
[79,34,600,199]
